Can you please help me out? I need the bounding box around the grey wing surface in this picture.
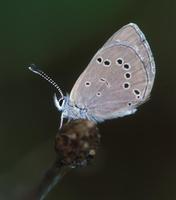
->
[70,23,155,121]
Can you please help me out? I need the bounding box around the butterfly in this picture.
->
[29,23,156,128]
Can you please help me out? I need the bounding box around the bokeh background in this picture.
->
[0,0,175,199]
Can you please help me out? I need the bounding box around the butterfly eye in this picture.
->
[59,98,65,108]
[54,94,65,111]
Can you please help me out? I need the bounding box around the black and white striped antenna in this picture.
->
[28,64,64,99]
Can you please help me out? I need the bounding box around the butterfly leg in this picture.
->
[59,113,64,130]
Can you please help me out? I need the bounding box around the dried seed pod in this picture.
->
[55,119,100,168]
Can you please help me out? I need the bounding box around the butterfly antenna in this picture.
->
[28,64,64,99]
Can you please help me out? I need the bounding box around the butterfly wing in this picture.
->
[70,23,155,122]
[104,23,156,93]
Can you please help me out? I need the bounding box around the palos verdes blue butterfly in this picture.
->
[29,23,156,129]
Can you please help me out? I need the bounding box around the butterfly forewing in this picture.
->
[70,23,155,122]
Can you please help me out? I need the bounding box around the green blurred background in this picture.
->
[0,0,175,199]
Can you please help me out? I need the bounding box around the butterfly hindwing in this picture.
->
[104,23,155,94]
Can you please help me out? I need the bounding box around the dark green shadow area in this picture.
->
[0,0,176,199]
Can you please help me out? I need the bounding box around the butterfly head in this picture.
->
[54,93,67,112]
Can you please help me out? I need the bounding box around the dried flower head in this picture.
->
[55,119,100,168]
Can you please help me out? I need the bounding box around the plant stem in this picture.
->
[25,161,71,200]
[38,162,71,200]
